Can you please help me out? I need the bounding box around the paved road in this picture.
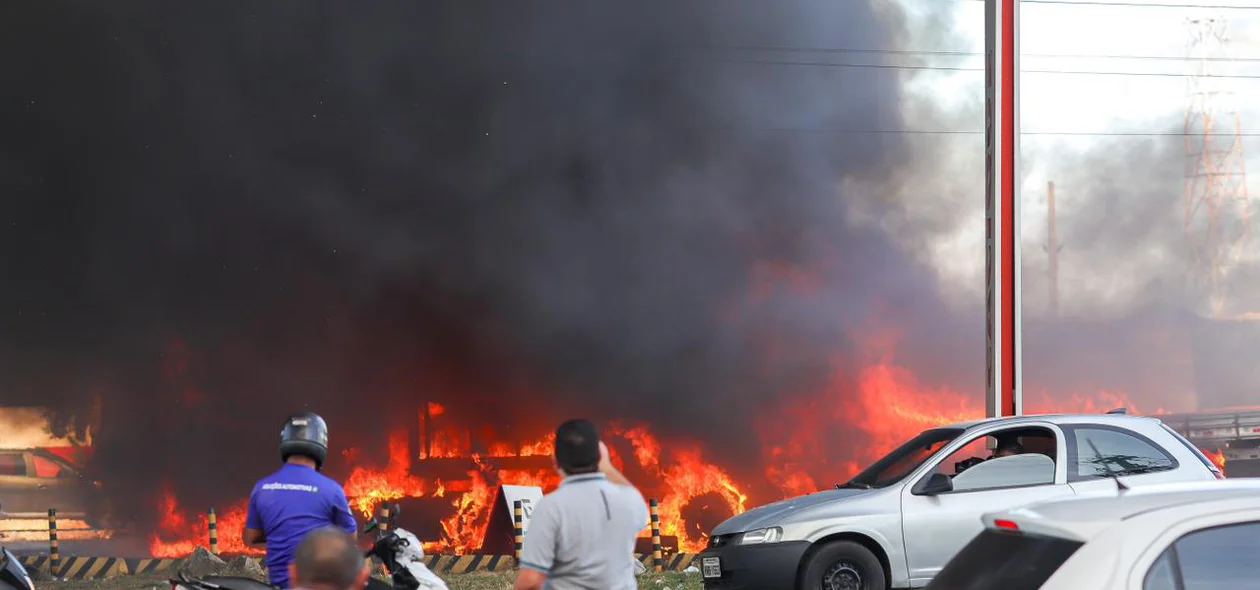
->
[4,536,152,558]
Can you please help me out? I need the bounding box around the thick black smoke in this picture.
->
[887,75,1256,413]
[0,0,970,523]
[1017,125,1260,411]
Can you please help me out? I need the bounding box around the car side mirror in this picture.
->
[913,473,954,496]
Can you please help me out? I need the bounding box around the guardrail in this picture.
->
[0,511,86,519]
[17,552,702,580]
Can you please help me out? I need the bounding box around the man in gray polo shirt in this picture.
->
[514,419,649,590]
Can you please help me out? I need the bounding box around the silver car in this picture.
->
[697,413,1223,590]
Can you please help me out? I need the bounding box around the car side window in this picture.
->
[1142,521,1260,589]
[0,453,26,476]
[1142,549,1178,590]
[32,456,66,478]
[1071,427,1175,480]
[932,427,1058,492]
[950,453,1054,492]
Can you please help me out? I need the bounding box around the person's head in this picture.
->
[280,412,329,470]
[553,419,601,476]
[286,527,368,590]
[994,442,1025,458]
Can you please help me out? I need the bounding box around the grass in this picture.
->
[38,571,705,590]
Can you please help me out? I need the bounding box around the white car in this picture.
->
[698,413,1222,589]
[926,479,1260,590]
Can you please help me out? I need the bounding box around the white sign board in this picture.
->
[500,485,544,534]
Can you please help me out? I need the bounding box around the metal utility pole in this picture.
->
[1184,16,1251,317]
[985,0,1022,418]
[1046,181,1061,317]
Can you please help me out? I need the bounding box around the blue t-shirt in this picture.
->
[245,464,357,588]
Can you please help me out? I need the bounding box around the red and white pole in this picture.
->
[986,0,1022,418]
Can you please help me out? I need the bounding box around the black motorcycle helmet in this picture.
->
[279,412,329,470]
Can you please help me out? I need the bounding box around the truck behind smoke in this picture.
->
[1167,313,1260,476]
[1160,409,1260,477]
[1190,314,1260,411]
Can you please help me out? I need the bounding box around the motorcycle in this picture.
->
[173,503,447,590]
[362,506,448,590]
[0,549,35,590]
[170,572,277,590]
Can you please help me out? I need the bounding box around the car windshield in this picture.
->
[926,529,1083,590]
[843,428,965,489]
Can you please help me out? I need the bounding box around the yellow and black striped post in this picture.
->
[513,500,524,566]
[208,508,219,555]
[48,508,60,577]
[650,499,662,573]
[378,505,391,539]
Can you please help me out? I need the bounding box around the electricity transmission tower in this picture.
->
[1184,16,1251,317]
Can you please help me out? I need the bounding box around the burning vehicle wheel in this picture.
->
[83,496,115,530]
[799,541,885,590]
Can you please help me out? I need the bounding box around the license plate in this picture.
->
[702,556,721,578]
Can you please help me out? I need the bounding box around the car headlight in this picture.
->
[739,527,783,545]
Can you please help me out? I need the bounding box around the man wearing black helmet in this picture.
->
[244,413,358,589]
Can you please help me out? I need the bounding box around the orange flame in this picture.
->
[602,424,745,550]
[342,431,565,554]
[146,327,1141,558]
[756,327,1144,495]
[656,449,747,549]
[148,487,262,558]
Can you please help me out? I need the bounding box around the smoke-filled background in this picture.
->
[0,0,1254,532]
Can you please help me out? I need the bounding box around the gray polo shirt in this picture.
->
[519,473,649,590]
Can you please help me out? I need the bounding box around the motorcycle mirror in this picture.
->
[363,517,380,535]
[391,503,402,517]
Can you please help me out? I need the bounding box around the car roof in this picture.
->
[943,412,1161,431]
[983,479,1260,542]
[0,447,59,456]
[0,448,80,466]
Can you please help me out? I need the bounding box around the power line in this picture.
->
[959,0,1260,9]
[697,44,1260,64]
[703,57,1260,79]
[703,128,1260,137]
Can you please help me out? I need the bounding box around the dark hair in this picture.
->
[997,442,1025,454]
[564,462,601,475]
[280,412,330,470]
[555,419,601,474]
[292,527,364,590]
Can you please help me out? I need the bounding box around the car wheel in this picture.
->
[84,511,106,529]
[798,540,886,590]
[84,497,113,529]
